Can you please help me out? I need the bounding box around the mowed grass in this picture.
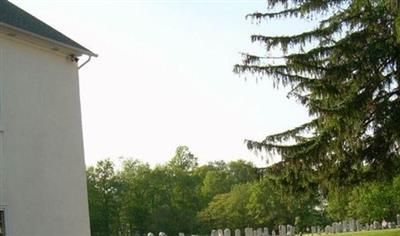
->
[304,229,400,236]
[338,229,400,236]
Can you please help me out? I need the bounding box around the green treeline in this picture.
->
[87,146,400,236]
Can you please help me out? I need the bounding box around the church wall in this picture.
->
[0,34,91,236]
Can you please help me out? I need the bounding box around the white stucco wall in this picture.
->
[0,34,91,236]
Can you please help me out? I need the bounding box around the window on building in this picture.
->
[0,210,5,236]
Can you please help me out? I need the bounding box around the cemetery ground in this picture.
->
[304,229,400,236]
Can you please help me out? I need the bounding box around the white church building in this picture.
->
[0,1,96,235]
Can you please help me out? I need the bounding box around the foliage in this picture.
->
[87,159,121,236]
[86,148,400,235]
[168,146,198,172]
[198,184,253,230]
[326,175,400,222]
[247,174,326,232]
[325,186,351,221]
[234,0,400,188]
[87,147,261,235]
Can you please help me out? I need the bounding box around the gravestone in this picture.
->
[218,229,224,236]
[317,226,321,234]
[235,229,241,236]
[271,230,276,236]
[159,232,167,236]
[397,214,400,227]
[287,225,294,236]
[211,230,218,236]
[263,227,269,236]
[311,226,316,235]
[225,229,231,236]
[333,223,338,233]
[278,225,286,236]
[356,220,360,231]
[324,226,332,234]
[343,220,348,232]
[148,233,154,236]
[373,221,381,230]
[179,233,184,236]
[256,228,262,236]
[350,218,355,232]
[245,228,253,236]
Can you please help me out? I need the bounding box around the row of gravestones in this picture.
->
[322,218,363,234]
[147,232,168,236]
[146,214,400,236]
[210,225,295,236]
[148,232,199,236]
[311,214,400,235]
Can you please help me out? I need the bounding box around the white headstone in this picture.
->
[350,218,356,232]
[286,225,294,236]
[278,225,286,236]
[356,220,361,231]
[373,221,381,230]
[224,228,231,236]
[324,226,331,234]
[235,229,241,236]
[341,221,344,232]
[263,227,269,236]
[245,228,253,236]
[311,226,316,235]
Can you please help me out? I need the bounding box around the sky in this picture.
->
[11,0,311,167]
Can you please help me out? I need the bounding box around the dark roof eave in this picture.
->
[0,22,98,57]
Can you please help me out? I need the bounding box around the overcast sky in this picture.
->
[11,0,311,167]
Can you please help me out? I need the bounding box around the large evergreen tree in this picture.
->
[235,0,400,188]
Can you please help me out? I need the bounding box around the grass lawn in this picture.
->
[338,229,400,236]
[304,229,400,236]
